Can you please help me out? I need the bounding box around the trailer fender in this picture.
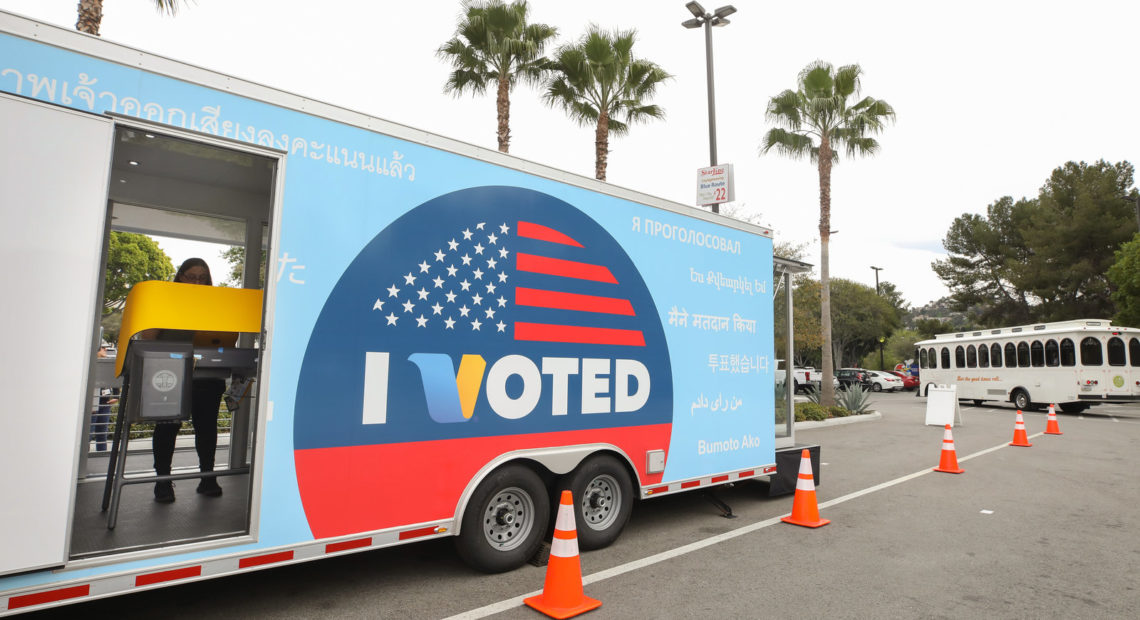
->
[451,444,638,536]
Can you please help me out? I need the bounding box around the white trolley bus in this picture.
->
[915,319,1140,412]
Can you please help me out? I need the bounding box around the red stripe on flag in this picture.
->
[515,322,645,346]
[516,253,617,284]
[8,585,90,609]
[238,550,294,569]
[517,221,583,247]
[135,566,202,587]
[326,537,373,553]
[515,287,635,315]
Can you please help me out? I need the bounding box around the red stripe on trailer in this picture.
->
[238,550,294,569]
[762,466,777,474]
[326,537,373,553]
[7,585,90,609]
[738,470,755,478]
[648,485,670,494]
[681,480,700,489]
[399,526,439,541]
[135,566,201,587]
[710,475,729,483]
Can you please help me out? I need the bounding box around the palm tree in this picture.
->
[76,0,182,36]
[759,61,895,406]
[437,0,557,154]
[544,26,670,181]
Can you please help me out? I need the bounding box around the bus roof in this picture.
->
[915,319,1139,346]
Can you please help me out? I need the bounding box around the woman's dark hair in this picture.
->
[174,258,213,286]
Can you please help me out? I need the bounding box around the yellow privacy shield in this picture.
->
[115,281,263,377]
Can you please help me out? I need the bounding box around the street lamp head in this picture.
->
[714,5,737,18]
[686,1,707,18]
[681,17,703,28]
[710,17,730,27]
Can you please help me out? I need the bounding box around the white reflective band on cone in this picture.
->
[797,457,813,476]
[550,535,579,558]
[943,443,955,450]
[555,503,576,532]
[796,476,816,492]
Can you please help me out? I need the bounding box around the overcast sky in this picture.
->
[3,0,1137,306]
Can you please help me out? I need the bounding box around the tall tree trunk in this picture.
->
[594,111,609,181]
[818,134,835,407]
[496,73,511,153]
[76,0,103,35]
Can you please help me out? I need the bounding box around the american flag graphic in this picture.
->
[371,219,646,347]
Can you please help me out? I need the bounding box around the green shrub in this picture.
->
[836,385,874,414]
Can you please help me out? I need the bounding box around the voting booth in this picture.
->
[101,281,262,529]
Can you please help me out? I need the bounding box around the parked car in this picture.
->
[887,370,919,391]
[775,359,816,393]
[835,368,874,391]
[865,370,904,392]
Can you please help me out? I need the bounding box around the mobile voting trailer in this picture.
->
[0,11,814,614]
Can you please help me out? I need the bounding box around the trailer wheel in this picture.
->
[563,455,634,551]
[456,464,550,573]
[1012,389,1031,410]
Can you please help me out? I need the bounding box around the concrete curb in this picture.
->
[794,410,882,430]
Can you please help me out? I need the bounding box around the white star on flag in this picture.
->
[418,260,431,273]
[387,284,400,297]
[403,272,416,285]
[373,299,384,310]
[416,315,428,327]
[434,249,446,262]
[402,300,415,313]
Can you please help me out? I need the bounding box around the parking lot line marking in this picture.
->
[443,434,1044,620]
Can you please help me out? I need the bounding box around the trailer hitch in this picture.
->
[703,488,737,519]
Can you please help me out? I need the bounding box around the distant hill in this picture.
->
[907,297,969,329]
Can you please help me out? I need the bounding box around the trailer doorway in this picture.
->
[71,122,280,560]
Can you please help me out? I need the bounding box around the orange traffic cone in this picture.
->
[1010,410,1033,447]
[933,424,965,474]
[1044,404,1063,435]
[524,490,601,619]
[781,449,830,528]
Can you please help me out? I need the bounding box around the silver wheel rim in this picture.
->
[580,474,621,531]
[481,486,535,551]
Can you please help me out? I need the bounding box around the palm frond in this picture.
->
[759,128,814,160]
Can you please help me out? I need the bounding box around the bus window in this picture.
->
[919,348,928,368]
[1060,338,1076,366]
[978,343,989,367]
[1080,337,1102,366]
[928,348,938,368]
[1107,337,1126,366]
[991,343,1002,367]
[966,345,977,368]
[955,346,966,368]
[1045,340,1060,367]
[1030,341,1044,367]
[1004,343,1016,368]
[1017,342,1030,367]
[940,347,950,368]
[1131,338,1140,367]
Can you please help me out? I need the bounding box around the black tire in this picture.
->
[871,383,882,392]
[972,399,984,407]
[792,380,801,394]
[1059,402,1089,414]
[562,455,634,551]
[455,464,550,573]
[1012,389,1031,410]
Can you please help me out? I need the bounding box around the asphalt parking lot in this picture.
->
[25,392,1140,619]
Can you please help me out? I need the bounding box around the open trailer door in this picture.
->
[0,93,114,575]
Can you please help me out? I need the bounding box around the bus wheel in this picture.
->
[456,464,550,573]
[1012,389,1031,410]
[972,400,984,407]
[563,455,634,551]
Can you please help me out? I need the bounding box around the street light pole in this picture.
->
[871,266,884,369]
[682,2,736,215]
